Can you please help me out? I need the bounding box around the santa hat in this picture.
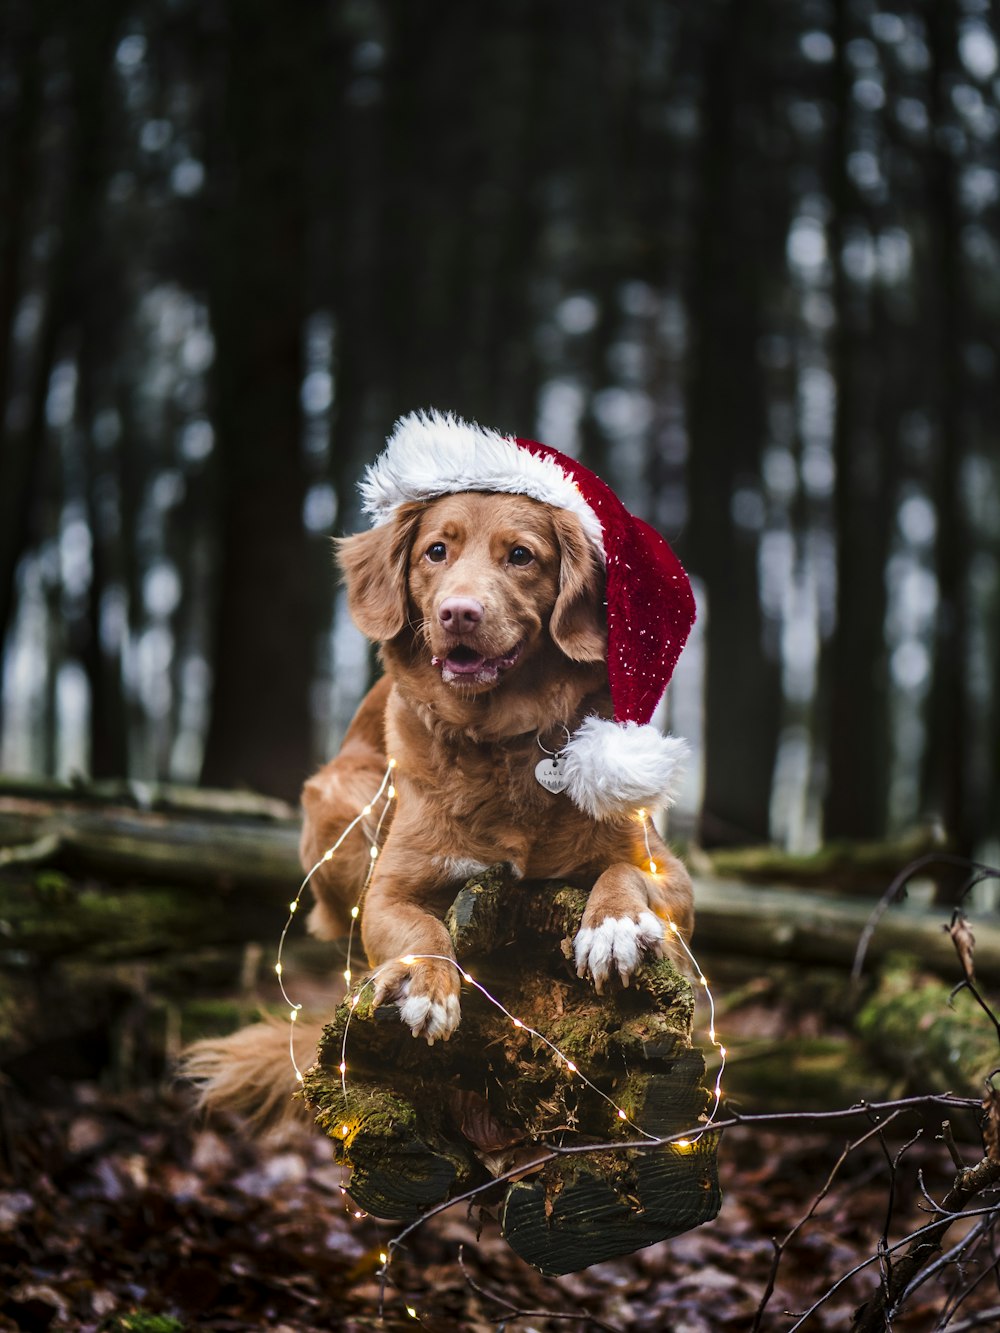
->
[360,410,696,820]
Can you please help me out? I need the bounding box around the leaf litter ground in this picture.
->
[1,1074,998,1331]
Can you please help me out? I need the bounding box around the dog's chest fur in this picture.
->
[385,684,638,881]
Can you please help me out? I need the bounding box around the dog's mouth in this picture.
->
[431,641,524,684]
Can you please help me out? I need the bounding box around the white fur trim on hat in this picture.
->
[560,716,689,821]
[360,409,606,555]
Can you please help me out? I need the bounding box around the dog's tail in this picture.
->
[180,1016,327,1133]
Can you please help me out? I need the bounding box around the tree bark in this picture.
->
[683,0,784,846]
[823,0,894,840]
[304,871,721,1275]
[198,1,326,799]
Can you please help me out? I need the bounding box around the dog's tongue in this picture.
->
[439,646,486,675]
[430,643,522,677]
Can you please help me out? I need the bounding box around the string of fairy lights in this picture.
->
[273,756,728,1310]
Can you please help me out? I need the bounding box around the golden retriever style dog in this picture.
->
[186,411,696,1111]
[297,413,697,1047]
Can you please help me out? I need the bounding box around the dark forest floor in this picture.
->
[1,1072,997,1333]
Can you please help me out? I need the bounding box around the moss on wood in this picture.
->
[302,872,721,1274]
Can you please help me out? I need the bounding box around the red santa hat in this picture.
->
[360,410,696,820]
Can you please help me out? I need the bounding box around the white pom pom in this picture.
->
[560,717,689,820]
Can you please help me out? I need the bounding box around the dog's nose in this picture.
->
[438,597,483,634]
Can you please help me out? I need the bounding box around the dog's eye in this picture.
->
[425,542,447,563]
[508,546,534,567]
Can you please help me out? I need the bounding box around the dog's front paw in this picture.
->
[372,957,461,1045]
[573,911,664,993]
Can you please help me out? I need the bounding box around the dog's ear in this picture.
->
[549,509,607,663]
[335,503,425,642]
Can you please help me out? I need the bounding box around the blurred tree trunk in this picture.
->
[684,0,783,846]
[0,1,41,661]
[199,3,325,799]
[0,1,126,766]
[822,0,893,840]
[921,0,973,880]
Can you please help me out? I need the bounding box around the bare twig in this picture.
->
[939,1120,967,1172]
[851,1156,1000,1331]
[895,1216,992,1307]
[944,1303,1000,1331]
[456,1245,624,1332]
[938,1220,998,1328]
[750,1112,906,1333]
[852,854,1000,983]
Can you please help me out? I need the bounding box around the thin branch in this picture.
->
[851,854,1000,983]
[750,1112,906,1333]
[895,1215,992,1307]
[456,1245,624,1332]
[938,1220,998,1328]
[939,1120,967,1171]
[944,1304,1000,1332]
[851,1156,1000,1331]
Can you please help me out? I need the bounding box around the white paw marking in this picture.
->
[397,990,461,1045]
[574,911,664,989]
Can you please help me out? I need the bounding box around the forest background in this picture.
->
[3,2,1000,1329]
[2,0,998,867]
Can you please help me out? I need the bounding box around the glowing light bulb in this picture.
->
[343,969,352,983]
[401,954,416,965]
[369,845,378,859]
[288,900,298,913]
[350,905,359,919]
[565,1061,577,1074]
[618,1109,627,1120]
[338,1061,346,1075]
[274,962,283,977]
[649,860,658,874]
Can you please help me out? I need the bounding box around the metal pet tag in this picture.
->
[534,757,569,794]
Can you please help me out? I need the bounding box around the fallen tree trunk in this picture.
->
[0,775,300,891]
[693,878,1000,982]
[303,868,722,1275]
[1,780,993,981]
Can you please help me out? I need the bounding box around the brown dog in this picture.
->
[185,412,696,1116]
[300,488,694,1044]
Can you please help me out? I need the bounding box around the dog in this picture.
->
[301,495,695,1042]
[187,412,695,1112]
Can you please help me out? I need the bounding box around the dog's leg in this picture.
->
[299,677,392,939]
[360,858,462,1045]
[574,846,693,992]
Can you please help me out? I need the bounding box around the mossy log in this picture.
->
[3,779,996,980]
[693,878,1000,982]
[0,775,300,890]
[856,960,1000,1095]
[702,825,945,894]
[302,868,721,1276]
